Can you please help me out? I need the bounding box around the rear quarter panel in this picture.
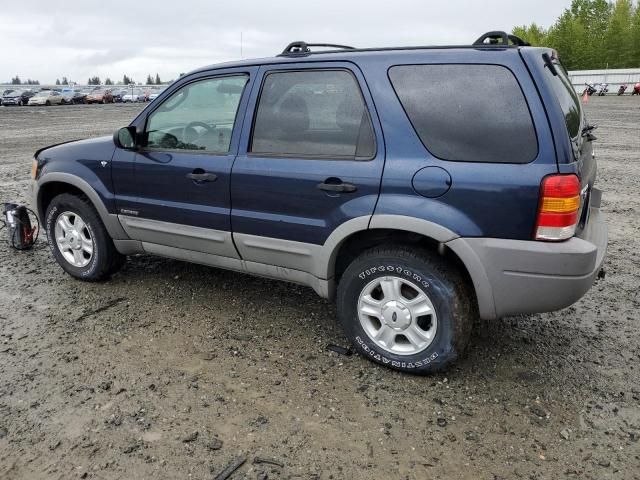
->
[356,48,559,240]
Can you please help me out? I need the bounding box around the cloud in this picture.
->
[0,0,571,84]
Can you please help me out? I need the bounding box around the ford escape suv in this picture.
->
[30,32,607,374]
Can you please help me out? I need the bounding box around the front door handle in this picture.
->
[186,171,218,183]
[317,179,357,193]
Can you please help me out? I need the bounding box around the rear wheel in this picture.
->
[45,193,125,281]
[337,246,474,374]
[45,100,51,106]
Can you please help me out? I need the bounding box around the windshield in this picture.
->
[34,91,50,97]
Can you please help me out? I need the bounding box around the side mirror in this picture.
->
[114,126,137,150]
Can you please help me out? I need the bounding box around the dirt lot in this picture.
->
[0,100,638,480]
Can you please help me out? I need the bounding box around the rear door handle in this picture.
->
[186,172,218,182]
[317,180,357,193]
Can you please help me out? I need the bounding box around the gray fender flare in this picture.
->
[32,172,128,240]
[320,214,496,319]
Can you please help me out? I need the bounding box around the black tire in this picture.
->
[45,193,125,281]
[45,100,51,106]
[336,246,475,374]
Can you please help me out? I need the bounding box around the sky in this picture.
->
[0,0,571,85]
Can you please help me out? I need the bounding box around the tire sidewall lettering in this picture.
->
[357,265,430,289]
[355,335,439,369]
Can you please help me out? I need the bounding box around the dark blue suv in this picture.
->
[30,32,607,373]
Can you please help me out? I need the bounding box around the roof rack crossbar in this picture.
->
[473,31,530,47]
[279,41,356,56]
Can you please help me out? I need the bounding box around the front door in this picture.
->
[231,63,385,276]
[118,70,255,257]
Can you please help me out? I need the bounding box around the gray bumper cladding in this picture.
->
[447,204,607,319]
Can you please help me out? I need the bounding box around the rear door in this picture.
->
[231,62,385,274]
[114,69,255,257]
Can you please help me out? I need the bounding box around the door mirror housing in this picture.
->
[114,126,138,150]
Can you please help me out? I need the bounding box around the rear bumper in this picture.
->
[447,193,607,319]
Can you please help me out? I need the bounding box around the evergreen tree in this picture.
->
[512,23,548,46]
[62,77,69,85]
[146,74,154,85]
[11,76,21,85]
[155,73,161,85]
[105,78,113,85]
[55,79,61,85]
[605,0,634,68]
[510,0,640,69]
[631,4,640,66]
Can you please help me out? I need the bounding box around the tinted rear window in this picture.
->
[251,70,376,159]
[389,64,538,163]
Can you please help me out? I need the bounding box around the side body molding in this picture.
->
[31,182,496,318]
[32,172,129,240]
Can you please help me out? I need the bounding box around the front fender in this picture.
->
[31,172,128,240]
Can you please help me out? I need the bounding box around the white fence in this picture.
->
[569,68,640,93]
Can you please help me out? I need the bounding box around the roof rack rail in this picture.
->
[279,41,356,57]
[473,31,530,47]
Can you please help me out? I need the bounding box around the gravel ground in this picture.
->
[0,100,638,480]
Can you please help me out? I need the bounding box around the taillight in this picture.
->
[534,174,581,241]
[31,158,39,179]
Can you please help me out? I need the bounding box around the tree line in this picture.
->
[7,73,167,86]
[8,76,40,85]
[85,73,165,86]
[513,0,640,70]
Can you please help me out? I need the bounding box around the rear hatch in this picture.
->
[521,48,597,235]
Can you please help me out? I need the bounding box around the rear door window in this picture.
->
[388,64,538,164]
[250,69,376,159]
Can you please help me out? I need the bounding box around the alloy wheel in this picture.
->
[358,276,438,356]
[54,211,94,267]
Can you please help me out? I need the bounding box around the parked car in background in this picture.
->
[28,90,63,106]
[86,89,113,104]
[148,87,167,101]
[61,88,87,105]
[122,88,144,102]
[1,89,36,106]
[111,88,127,103]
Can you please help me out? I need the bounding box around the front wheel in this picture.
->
[45,193,125,281]
[337,246,475,374]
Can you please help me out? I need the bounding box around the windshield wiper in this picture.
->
[582,124,598,136]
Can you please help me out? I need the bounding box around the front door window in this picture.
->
[145,75,248,153]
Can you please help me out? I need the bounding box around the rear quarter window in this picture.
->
[388,64,538,164]
[547,60,582,140]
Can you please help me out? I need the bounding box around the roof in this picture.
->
[192,45,532,75]
[188,31,535,76]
